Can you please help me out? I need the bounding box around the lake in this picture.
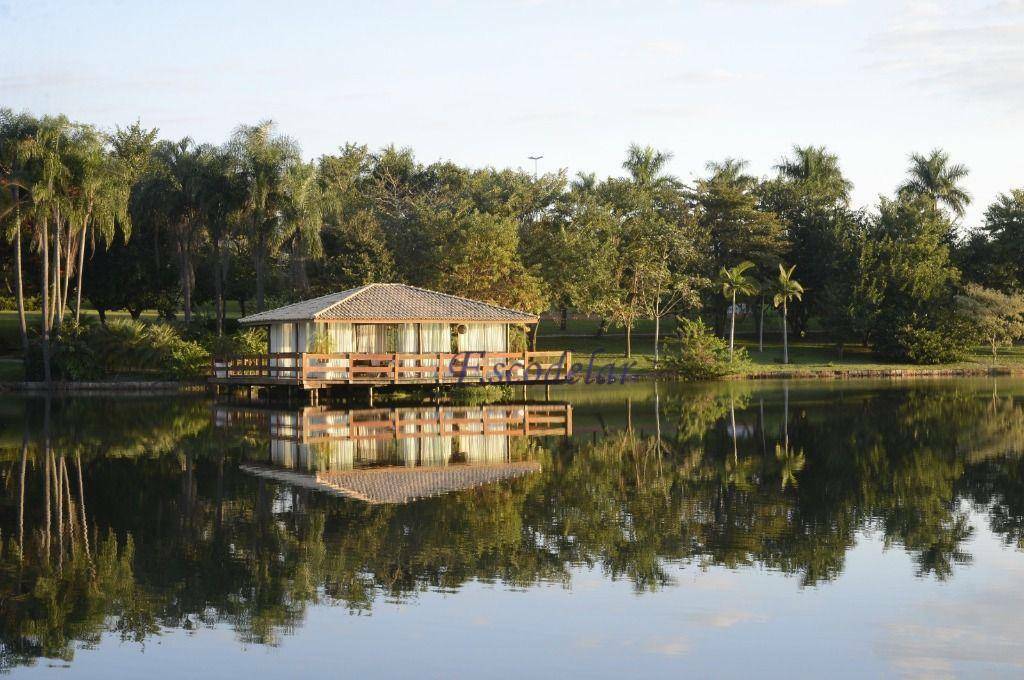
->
[1,378,1024,678]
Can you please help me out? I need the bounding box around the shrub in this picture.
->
[27,319,209,381]
[661,317,748,380]
[894,324,971,365]
[202,327,267,356]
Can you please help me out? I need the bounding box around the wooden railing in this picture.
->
[212,350,571,385]
[279,403,573,442]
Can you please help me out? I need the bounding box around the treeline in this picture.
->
[3,109,1024,371]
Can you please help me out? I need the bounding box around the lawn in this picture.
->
[4,306,1023,382]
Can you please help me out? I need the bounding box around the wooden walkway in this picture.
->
[210,350,571,389]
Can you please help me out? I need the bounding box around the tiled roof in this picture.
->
[240,461,541,504]
[238,283,538,325]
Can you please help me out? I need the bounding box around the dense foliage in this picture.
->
[3,108,1024,374]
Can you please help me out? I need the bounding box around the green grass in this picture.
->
[538,327,1024,378]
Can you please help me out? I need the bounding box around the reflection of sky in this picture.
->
[23,511,1024,679]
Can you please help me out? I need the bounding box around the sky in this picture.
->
[2,0,1022,226]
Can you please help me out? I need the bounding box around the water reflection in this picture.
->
[0,380,1023,671]
[218,403,571,503]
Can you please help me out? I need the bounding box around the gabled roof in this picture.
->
[240,461,541,504]
[238,283,538,325]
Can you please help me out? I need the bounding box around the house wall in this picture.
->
[268,321,509,354]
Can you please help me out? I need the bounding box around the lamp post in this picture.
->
[528,154,543,179]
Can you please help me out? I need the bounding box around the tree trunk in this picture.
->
[74,217,88,325]
[255,243,266,312]
[729,291,736,359]
[41,215,52,384]
[180,247,193,325]
[61,223,74,323]
[559,307,568,331]
[625,322,632,358]
[12,195,28,355]
[758,298,764,353]
[51,213,62,332]
[782,301,789,364]
[214,238,225,336]
[653,311,661,365]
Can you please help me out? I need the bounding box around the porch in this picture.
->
[210,350,572,388]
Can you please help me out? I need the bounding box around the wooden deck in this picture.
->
[215,403,573,442]
[210,350,571,388]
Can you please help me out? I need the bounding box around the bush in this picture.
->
[201,327,267,356]
[661,317,748,380]
[894,323,972,365]
[27,319,209,381]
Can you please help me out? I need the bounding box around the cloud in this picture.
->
[866,2,1024,107]
[642,635,691,657]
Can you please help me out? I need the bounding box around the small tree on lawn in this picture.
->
[956,283,1024,363]
[773,264,804,364]
[719,261,757,360]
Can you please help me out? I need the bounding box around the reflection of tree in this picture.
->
[2,385,1024,667]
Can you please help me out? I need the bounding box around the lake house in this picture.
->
[211,283,570,390]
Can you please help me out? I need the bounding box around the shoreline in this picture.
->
[2,364,1022,394]
[726,365,1023,381]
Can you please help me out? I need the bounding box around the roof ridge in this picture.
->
[394,282,536,318]
[311,284,374,320]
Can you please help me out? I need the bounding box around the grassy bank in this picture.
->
[4,309,1024,384]
[537,323,1024,379]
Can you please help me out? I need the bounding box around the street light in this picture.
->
[528,154,543,179]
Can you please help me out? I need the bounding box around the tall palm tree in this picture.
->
[229,121,300,311]
[622,144,677,193]
[0,109,37,356]
[772,264,804,364]
[775,145,852,204]
[719,260,757,360]
[898,148,971,218]
[278,160,324,294]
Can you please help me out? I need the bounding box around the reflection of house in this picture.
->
[211,283,569,389]
[218,403,571,504]
[241,462,542,504]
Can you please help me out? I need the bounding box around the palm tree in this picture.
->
[898,148,971,218]
[775,145,852,204]
[719,261,757,359]
[622,144,677,193]
[278,160,324,294]
[772,264,804,364]
[229,121,300,311]
[0,109,37,356]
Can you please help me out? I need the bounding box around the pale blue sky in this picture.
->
[2,0,1022,225]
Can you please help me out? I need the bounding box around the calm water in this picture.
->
[2,379,1024,678]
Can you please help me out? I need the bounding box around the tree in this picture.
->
[434,211,547,317]
[956,284,1024,362]
[899,148,971,220]
[979,189,1024,290]
[696,159,786,331]
[229,121,300,311]
[0,109,37,357]
[719,261,757,360]
[131,138,206,324]
[856,196,969,363]
[772,264,804,364]
[763,145,855,338]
